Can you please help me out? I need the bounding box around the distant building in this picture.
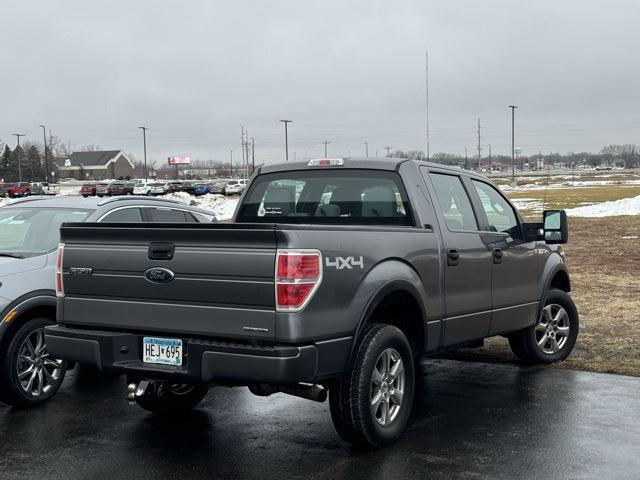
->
[56,150,135,180]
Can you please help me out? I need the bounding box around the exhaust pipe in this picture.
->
[249,383,327,403]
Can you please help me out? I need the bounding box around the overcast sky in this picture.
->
[1,0,640,165]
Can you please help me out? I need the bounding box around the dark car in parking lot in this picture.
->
[28,183,44,195]
[110,181,127,196]
[80,183,97,197]
[0,196,217,407]
[194,183,211,196]
[178,181,197,195]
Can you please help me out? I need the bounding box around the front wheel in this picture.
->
[0,318,67,406]
[509,288,579,364]
[329,324,414,449]
[134,382,209,414]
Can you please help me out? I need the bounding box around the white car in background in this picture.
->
[224,179,247,195]
[133,182,153,195]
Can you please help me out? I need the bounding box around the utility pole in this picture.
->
[488,144,492,164]
[364,142,369,157]
[230,150,233,177]
[476,118,482,171]
[508,105,518,182]
[138,126,148,182]
[13,134,25,182]
[280,120,292,161]
[464,146,468,170]
[40,125,49,182]
[385,146,391,157]
[322,140,331,157]
[251,137,255,173]
[425,50,430,161]
[241,126,246,177]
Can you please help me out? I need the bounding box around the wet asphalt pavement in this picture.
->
[1,359,639,480]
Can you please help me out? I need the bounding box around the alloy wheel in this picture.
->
[16,328,65,398]
[370,347,405,426]
[535,304,571,354]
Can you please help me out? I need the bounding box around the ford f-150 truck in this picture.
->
[45,158,578,448]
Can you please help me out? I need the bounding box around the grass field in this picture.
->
[442,185,640,377]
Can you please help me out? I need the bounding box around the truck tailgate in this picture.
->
[59,223,277,341]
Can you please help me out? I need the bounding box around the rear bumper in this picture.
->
[44,325,351,384]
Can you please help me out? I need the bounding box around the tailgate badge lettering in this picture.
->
[144,267,175,284]
[68,267,93,275]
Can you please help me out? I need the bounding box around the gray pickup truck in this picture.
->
[45,158,578,448]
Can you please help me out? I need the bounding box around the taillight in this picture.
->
[55,243,65,297]
[275,249,322,312]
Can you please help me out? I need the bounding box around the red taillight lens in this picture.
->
[276,283,315,308]
[55,243,65,297]
[275,250,322,312]
[277,254,320,278]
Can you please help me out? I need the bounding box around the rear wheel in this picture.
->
[134,382,209,414]
[0,317,67,407]
[509,288,579,364]
[329,324,414,448]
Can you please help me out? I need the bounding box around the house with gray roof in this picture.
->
[56,150,135,180]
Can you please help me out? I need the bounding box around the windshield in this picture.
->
[0,208,92,257]
[237,169,414,226]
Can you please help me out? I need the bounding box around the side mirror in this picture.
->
[543,210,568,244]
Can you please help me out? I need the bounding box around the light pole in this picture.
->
[40,125,49,182]
[138,126,148,182]
[230,150,233,177]
[250,137,255,173]
[280,120,292,161]
[13,134,25,182]
[364,142,369,157]
[508,105,518,181]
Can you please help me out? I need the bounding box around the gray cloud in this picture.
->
[1,0,639,164]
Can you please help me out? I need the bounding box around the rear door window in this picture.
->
[145,208,189,222]
[237,170,413,225]
[428,173,478,232]
[101,208,143,223]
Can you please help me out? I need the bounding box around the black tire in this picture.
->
[329,324,415,449]
[82,195,88,198]
[0,317,67,407]
[134,382,209,414]
[509,288,579,364]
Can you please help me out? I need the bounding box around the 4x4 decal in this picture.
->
[325,256,364,270]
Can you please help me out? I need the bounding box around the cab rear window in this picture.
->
[237,170,414,226]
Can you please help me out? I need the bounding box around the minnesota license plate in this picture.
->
[142,337,183,366]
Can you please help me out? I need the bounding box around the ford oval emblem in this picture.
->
[144,267,175,284]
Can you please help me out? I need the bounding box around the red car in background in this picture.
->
[5,182,31,198]
[80,182,97,197]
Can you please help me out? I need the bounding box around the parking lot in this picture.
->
[2,359,639,480]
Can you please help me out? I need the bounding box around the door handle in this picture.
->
[493,247,503,264]
[148,243,175,260]
[447,249,460,266]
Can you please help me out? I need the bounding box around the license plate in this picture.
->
[142,337,183,366]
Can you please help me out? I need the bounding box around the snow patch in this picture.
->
[161,192,239,221]
[565,195,640,217]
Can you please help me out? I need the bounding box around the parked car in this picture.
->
[208,179,229,194]
[45,157,577,448]
[149,181,182,196]
[110,181,128,196]
[133,182,153,196]
[223,179,243,195]
[194,183,211,196]
[0,195,216,407]
[5,183,31,198]
[0,183,14,197]
[30,182,59,195]
[178,181,197,195]
[80,182,97,197]
[123,180,139,195]
[95,182,112,197]
[28,183,44,196]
